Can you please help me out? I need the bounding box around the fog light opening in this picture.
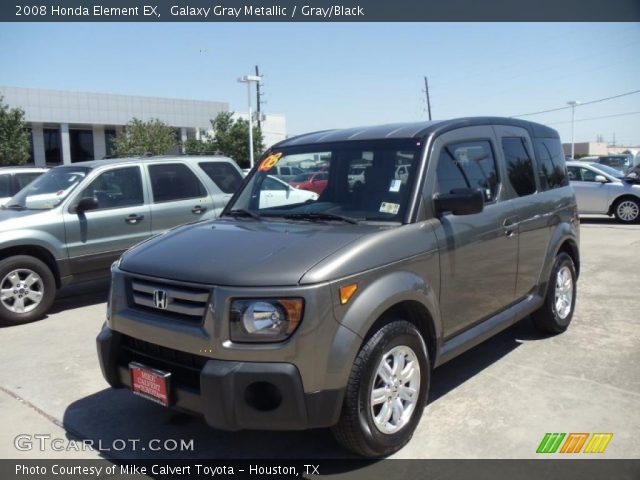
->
[244,382,283,411]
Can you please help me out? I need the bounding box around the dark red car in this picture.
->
[289,172,328,195]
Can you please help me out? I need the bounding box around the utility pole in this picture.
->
[255,65,263,130]
[423,76,432,121]
[567,100,579,159]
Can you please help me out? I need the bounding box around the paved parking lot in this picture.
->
[1,217,639,460]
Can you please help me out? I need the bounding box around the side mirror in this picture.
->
[595,175,608,183]
[76,197,99,213]
[435,188,484,216]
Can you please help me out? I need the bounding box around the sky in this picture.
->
[1,22,639,145]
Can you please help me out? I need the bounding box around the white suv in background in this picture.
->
[0,166,48,205]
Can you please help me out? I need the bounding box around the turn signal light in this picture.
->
[339,283,358,305]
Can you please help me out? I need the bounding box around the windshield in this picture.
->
[5,166,91,210]
[590,163,624,179]
[227,139,423,223]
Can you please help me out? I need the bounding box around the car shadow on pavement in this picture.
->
[62,317,548,461]
[578,216,618,225]
[62,388,351,460]
[429,316,546,403]
[48,279,110,315]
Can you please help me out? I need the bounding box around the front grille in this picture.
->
[119,334,208,391]
[128,278,210,324]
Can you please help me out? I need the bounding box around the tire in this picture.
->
[613,197,640,224]
[331,320,430,457]
[0,255,56,325]
[533,252,577,335]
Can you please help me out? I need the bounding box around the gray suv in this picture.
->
[97,118,580,457]
[0,156,242,325]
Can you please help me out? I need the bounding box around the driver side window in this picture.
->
[78,167,143,210]
[435,140,499,203]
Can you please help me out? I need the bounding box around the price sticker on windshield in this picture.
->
[258,152,283,172]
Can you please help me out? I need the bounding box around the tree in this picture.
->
[112,118,177,157]
[209,112,264,168]
[0,96,30,166]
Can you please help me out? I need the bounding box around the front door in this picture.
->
[567,165,609,213]
[63,165,151,280]
[427,126,518,338]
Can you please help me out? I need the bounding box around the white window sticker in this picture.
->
[389,179,401,192]
[379,202,400,215]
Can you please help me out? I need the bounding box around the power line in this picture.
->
[545,110,640,126]
[511,89,640,118]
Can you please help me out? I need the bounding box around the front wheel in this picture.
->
[533,252,577,334]
[331,320,430,457]
[0,255,56,325]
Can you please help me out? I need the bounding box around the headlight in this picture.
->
[230,298,304,343]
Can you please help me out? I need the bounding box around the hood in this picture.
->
[0,208,54,230]
[119,219,382,286]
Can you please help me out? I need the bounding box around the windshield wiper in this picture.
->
[282,212,359,224]
[224,209,262,220]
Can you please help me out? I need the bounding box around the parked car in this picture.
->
[578,154,635,175]
[0,166,48,206]
[271,165,305,183]
[347,165,367,189]
[288,172,328,194]
[259,175,319,207]
[0,155,242,325]
[97,118,579,458]
[567,161,640,223]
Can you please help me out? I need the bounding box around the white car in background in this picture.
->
[260,175,318,208]
[567,160,640,223]
[0,167,48,206]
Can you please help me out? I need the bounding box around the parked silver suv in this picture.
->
[0,155,242,325]
[97,118,580,457]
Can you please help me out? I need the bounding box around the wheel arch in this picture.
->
[0,245,61,288]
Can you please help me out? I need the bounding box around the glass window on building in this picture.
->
[44,128,62,165]
[104,129,117,158]
[26,128,34,164]
[70,129,94,163]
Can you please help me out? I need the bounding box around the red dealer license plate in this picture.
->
[129,362,171,407]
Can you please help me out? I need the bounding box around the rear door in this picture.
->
[146,162,213,235]
[63,165,151,279]
[428,126,518,338]
[196,160,244,215]
[493,125,552,299]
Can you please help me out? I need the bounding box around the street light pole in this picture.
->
[567,100,579,159]
[238,75,261,168]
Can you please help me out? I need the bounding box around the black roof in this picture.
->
[275,117,559,148]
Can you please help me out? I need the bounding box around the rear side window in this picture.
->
[149,163,206,203]
[15,172,43,190]
[0,175,10,197]
[502,137,536,197]
[535,138,569,189]
[198,162,243,194]
[435,140,499,203]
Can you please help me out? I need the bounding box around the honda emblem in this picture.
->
[153,290,168,310]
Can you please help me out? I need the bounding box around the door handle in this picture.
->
[125,214,144,224]
[502,218,518,237]
[192,206,207,214]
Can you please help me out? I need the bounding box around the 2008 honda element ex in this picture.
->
[97,118,580,457]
